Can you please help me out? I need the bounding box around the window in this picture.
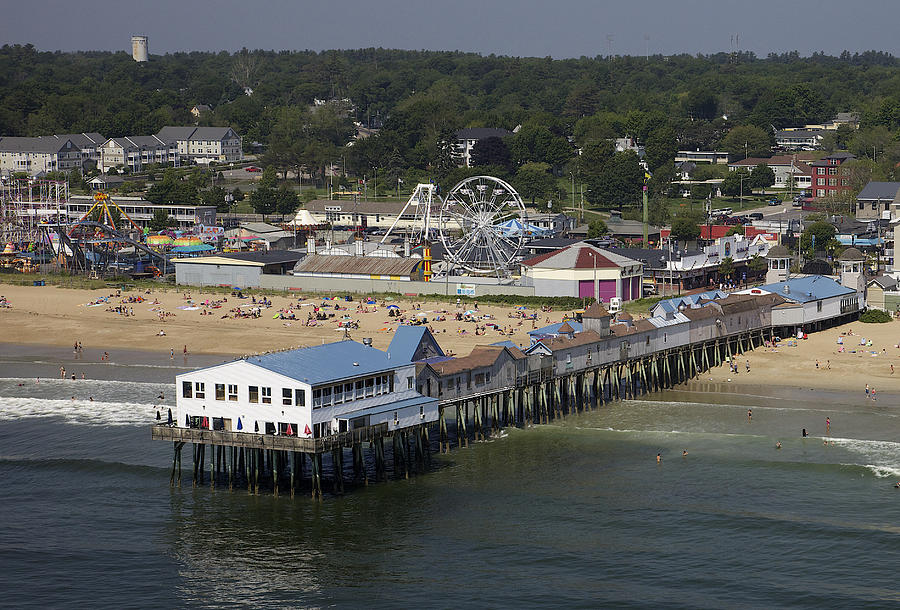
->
[322,386,332,406]
[355,380,365,399]
[261,387,272,404]
[313,389,322,409]
[194,382,205,399]
[334,384,344,405]
[828,178,837,186]
[182,381,192,398]
[407,376,414,389]
[817,168,825,175]
[828,167,837,175]
[249,386,259,403]
[365,378,374,397]
[817,178,826,186]
[283,388,292,406]
[344,383,353,402]
[215,384,225,401]
[228,384,238,401]
[295,389,305,407]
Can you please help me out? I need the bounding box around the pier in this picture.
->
[153,325,773,498]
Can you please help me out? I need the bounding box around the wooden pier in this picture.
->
[153,328,772,499]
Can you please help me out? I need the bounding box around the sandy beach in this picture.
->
[0,283,544,357]
[2,282,899,394]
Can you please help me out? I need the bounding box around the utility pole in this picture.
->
[642,172,649,245]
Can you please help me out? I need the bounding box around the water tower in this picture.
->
[131,36,148,62]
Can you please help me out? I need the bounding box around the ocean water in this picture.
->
[2,356,900,607]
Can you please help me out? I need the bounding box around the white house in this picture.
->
[175,340,438,440]
[156,126,243,165]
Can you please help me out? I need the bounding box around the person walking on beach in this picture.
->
[170,348,174,360]
[872,388,877,401]
[865,384,869,399]
[183,345,188,356]
[748,409,752,423]
[746,359,750,373]
[826,417,830,433]
[657,453,661,463]
[60,366,65,379]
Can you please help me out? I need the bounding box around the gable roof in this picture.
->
[387,325,444,362]
[868,276,898,290]
[429,345,515,376]
[246,340,397,385]
[521,242,640,270]
[856,182,900,202]
[0,136,75,154]
[156,126,237,143]
[528,320,584,338]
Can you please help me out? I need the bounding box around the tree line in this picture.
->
[4,44,900,216]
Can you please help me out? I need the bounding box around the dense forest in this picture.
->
[3,44,900,213]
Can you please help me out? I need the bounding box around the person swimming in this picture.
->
[682,450,688,457]
[776,441,782,449]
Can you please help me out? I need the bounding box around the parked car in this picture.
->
[245,166,262,172]
[767,198,779,206]
[749,212,764,220]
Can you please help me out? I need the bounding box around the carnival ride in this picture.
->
[376,176,529,278]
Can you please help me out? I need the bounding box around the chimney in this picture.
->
[306,236,315,255]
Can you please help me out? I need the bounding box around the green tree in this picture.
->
[800,221,837,253]
[670,217,701,243]
[513,162,556,205]
[748,254,767,277]
[587,218,608,238]
[274,186,299,218]
[249,186,277,218]
[720,125,772,159]
[199,186,228,211]
[644,125,678,171]
[258,165,278,189]
[690,183,712,200]
[470,136,511,169]
[748,163,776,193]
[726,225,745,236]
[721,169,750,198]
[718,256,735,279]
[586,150,642,208]
[148,208,173,231]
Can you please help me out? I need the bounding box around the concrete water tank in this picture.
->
[131,36,148,62]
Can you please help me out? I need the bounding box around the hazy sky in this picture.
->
[4,0,898,59]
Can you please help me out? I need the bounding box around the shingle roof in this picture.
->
[430,345,512,376]
[766,244,791,258]
[248,340,398,385]
[0,136,74,153]
[534,330,605,352]
[583,303,610,318]
[838,247,865,261]
[557,322,576,334]
[856,182,900,201]
[156,126,237,143]
[521,242,641,269]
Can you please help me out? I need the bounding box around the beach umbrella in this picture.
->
[387,304,400,309]
[286,423,293,436]
[236,417,242,431]
[464,310,477,315]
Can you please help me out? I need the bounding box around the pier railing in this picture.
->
[152,422,390,454]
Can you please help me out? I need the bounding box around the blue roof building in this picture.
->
[736,275,861,332]
[650,290,727,318]
[175,339,439,440]
[386,325,445,363]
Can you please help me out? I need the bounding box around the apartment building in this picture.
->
[156,126,243,164]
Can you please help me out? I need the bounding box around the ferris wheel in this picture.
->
[438,175,527,276]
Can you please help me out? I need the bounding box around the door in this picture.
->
[578,280,594,298]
